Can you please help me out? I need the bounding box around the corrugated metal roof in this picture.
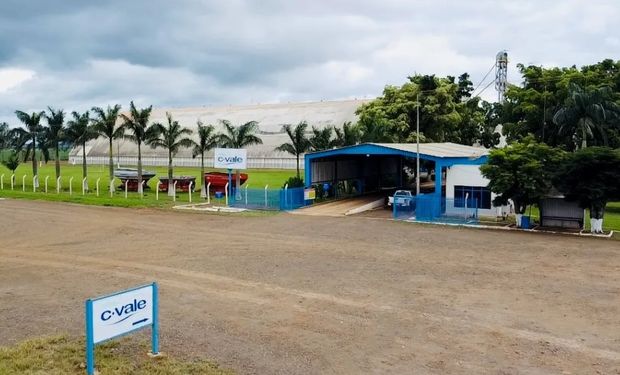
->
[371,142,489,158]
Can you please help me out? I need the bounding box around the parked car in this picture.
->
[388,190,414,206]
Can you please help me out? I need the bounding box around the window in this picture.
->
[454,186,491,209]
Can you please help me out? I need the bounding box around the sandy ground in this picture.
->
[0,199,619,375]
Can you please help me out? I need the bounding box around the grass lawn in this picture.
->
[0,336,233,375]
[0,162,296,208]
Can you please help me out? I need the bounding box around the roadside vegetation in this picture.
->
[0,335,233,375]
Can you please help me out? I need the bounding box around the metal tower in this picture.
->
[495,51,508,103]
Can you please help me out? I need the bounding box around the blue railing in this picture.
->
[229,186,306,211]
[393,194,479,224]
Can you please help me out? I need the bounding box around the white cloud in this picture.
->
[0,68,36,93]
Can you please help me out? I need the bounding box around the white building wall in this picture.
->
[445,164,503,217]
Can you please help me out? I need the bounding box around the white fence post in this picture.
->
[0,174,3,189]
[110,178,115,197]
[284,183,289,209]
[224,182,229,206]
[140,180,146,198]
[33,175,38,192]
[11,174,15,190]
[56,177,61,193]
[207,182,211,204]
[155,179,159,201]
[22,175,26,192]
[188,182,193,203]
[96,178,100,197]
[45,176,49,193]
[82,177,87,195]
[173,181,178,202]
[245,184,249,205]
[264,184,268,207]
[124,180,128,198]
[69,177,74,195]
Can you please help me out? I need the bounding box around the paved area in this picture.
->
[1,199,619,374]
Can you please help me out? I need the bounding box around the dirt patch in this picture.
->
[1,199,619,374]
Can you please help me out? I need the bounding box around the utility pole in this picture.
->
[542,82,547,142]
[416,92,420,196]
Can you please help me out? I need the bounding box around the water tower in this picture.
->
[495,51,508,103]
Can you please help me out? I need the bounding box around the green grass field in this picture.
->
[0,162,296,208]
[0,336,232,375]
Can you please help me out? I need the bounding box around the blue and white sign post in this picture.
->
[85,283,159,375]
[214,148,247,205]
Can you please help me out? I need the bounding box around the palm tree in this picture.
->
[1,151,20,174]
[275,121,311,178]
[44,107,66,180]
[92,104,123,185]
[192,121,219,198]
[218,120,262,199]
[119,102,157,194]
[66,111,97,191]
[553,83,620,149]
[149,113,195,196]
[334,121,361,147]
[14,110,44,180]
[309,126,335,151]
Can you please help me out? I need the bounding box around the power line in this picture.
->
[471,63,496,96]
[472,79,496,99]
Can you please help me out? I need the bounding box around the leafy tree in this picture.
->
[1,151,20,174]
[43,107,66,180]
[14,110,44,178]
[333,121,361,147]
[218,120,262,199]
[309,126,335,151]
[91,105,123,184]
[480,137,565,226]
[66,111,97,190]
[119,102,157,194]
[149,113,195,196]
[553,147,620,233]
[192,121,219,197]
[553,83,620,149]
[0,122,10,150]
[275,121,311,178]
[282,176,304,188]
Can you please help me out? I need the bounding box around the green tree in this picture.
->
[192,121,219,198]
[92,104,124,185]
[1,151,20,174]
[66,111,97,191]
[480,137,565,226]
[0,122,10,150]
[218,120,263,199]
[333,121,361,147]
[149,113,195,196]
[43,107,66,180]
[309,126,335,151]
[119,102,157,194]
[275,121,311,178]
[553,83,620,149]
[14,110,44,178]
[553,147,620,233]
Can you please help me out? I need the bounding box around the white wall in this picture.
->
[445,164,503,217]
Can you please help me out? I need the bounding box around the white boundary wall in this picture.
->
[69,156,301,170]
[445,164,505,217]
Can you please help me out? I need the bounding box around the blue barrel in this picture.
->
[214,191,224,199]
[521,216,530,229]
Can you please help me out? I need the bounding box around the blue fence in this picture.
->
[393,194,479,224]
[229,187,306,211]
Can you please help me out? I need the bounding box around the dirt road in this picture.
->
[0,199,619,374]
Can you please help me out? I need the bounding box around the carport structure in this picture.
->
[304,143,489,215]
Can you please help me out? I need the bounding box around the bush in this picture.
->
[282,176,304,188]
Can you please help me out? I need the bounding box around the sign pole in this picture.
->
[227,169,232,205]
[151,282,159,355]
[85,299,95,375]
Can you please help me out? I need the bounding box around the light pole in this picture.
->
[416,92,421,196]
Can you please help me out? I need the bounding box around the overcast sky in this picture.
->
[0,0,618,124]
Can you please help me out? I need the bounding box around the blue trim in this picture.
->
[91,283,153,302]
[151,282,159,355]
[85,299,94,375]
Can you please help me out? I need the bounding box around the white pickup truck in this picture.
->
[388,190,414,206]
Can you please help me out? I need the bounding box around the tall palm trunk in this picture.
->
[296,153,300,178]
[108,138,114,183]
[581,121,587,149]
[200,152,206,198]
[137,142,143,194]
[32,134,38,187]
[168,149,174,196]
[54,143,61,180]
[82,141,88,191]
